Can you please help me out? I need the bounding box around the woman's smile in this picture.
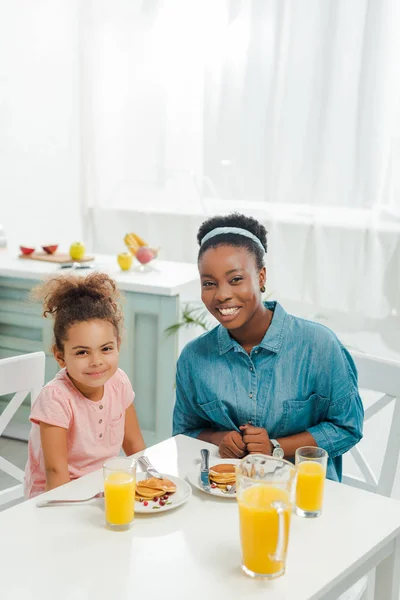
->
[216,306,242,322]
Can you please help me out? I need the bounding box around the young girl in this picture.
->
[173,213,364,482]
[24,272,145,498]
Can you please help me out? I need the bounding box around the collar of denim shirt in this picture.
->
[217,301,288,355]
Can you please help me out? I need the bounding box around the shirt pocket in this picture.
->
[278,393,329,437]
[198,399,238,431]
[198,399,222,420]
[109,413,124,445]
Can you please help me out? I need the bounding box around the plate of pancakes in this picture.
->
[135,473,192,513]
[187,458,240,498]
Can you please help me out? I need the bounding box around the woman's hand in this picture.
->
[240,424,272,455]
[219,430,247,458]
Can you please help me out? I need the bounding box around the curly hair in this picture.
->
[197,213,267,270]
[31,272,123,351]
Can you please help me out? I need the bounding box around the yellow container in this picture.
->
[296,461,325,513]
[295,447,328,518]
[239,486,291,577]
[236,454,295,579]
[103,458,136,530]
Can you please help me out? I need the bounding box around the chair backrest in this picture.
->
[342,351,400,497]
[0,352,46,507]
[0,351,45,399]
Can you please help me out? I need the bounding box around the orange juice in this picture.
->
[296,461,325,512]
[104,471,135,526]
[238,485,291,576]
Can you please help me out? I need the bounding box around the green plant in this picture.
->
[165,304,213,337]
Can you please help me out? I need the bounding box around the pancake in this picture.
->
[135,477,176,501]
[137,477,176,493]
[210,463,236,475]
[210,478,235,486]
[210,465,235,480]
[210,470,235,478]
[209,463,236,490]
[214,482,235,490]
[135,487,160,500]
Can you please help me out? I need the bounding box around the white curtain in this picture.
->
[91,205,400,319]
[82,0,400,212]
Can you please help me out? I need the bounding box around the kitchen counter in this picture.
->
[0,253,199,298]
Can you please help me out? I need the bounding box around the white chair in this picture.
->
[0,352,45,507]
[341,351,400,600]
[343,351,400,498]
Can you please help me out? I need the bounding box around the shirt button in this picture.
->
[99,405,103,410]
[99,419,103,424]
[249,392,253,398]
[250,366,253,371]
[99,433,103,438]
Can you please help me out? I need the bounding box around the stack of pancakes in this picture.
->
[209,464,236,490]
[135,477,176,501]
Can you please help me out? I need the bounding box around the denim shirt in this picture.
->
[173,301,363,481]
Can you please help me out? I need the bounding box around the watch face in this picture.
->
[272,447,284,459]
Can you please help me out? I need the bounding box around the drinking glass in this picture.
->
[295,446,328,518]
[103,457,136,531]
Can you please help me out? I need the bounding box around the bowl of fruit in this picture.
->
[124,233,159,271]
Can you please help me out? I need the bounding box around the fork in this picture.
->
[227,484,236,495]
[36,491,104,508]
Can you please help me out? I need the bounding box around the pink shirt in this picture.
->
[24,367,134,498]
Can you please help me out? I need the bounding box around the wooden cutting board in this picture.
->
[19,252,95,264]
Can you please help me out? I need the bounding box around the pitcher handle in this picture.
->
[269,501,287,562]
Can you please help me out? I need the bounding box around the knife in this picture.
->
[138,455,163,479]
[200,448,211,491]
[59,263,93,269]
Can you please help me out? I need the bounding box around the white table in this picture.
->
[0,435,399,600]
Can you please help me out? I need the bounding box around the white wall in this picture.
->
[0,0,82,253]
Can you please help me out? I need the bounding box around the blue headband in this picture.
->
[200,226,265,252]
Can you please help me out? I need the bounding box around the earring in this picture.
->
[260,285,266,293]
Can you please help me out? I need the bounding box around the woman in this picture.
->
[173,213,363,481]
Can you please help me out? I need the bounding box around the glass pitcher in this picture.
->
[236,454,296,579]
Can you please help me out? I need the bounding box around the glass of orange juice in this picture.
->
[236,454,296,579]
[103,457,136,531]
[295,446,328,518]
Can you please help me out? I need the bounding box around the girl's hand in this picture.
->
[219,430,247,459]
[240,424,272,455]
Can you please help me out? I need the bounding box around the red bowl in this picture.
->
[42,244,58,254]
[20,246,35,255]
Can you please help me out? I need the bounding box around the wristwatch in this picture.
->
[270,438,284,458]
